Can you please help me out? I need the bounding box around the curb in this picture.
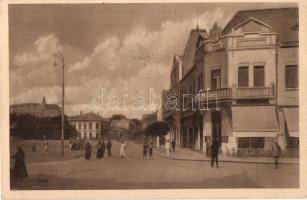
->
[153,151,299,165]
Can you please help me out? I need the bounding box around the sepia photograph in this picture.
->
[1,0,307,198]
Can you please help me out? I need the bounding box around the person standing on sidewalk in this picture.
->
[210,138,219,168]
[143,142,148,159]
[149,140,153,159]
[171,138,176,152]
[120,140,127,159]
[272,140,282,169]
[165,139,170,158]
[106,139,112,157]
[84,142,92,160]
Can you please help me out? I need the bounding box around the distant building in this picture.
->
[10,97,61,118]
[110,119,130,139]
[68,112,107,139]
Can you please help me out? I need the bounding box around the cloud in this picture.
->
[10,8,234,118]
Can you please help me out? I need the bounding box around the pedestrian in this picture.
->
[84,142,92,160]
[165,139,170,158]
[149,140,153,159]
[31,142,36,152]
[11,147,28,179]
[210,138,219,168]
[171,138,176,152]
[272,140,282,169]
[101,140,106,158]
[206,139,211,157]
[120,140,127,158]
[96,141,102,159]
[69,138,73,150]
[143,142,148,159]
[106,139,112,157]
[43,141,49,152]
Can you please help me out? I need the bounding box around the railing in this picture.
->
[196,84,275,104]
[237,148,299,158]
[235,87,273,99]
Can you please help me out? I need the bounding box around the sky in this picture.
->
[9,3,297,118]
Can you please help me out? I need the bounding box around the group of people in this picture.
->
[84,139,128,160]
[84,139,113,160]
[143,140,153,159]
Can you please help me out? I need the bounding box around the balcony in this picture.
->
[196,83,275,104]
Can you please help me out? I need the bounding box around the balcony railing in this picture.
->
[196,84,275,104]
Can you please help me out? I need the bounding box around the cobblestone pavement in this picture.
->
[11,141,299,189]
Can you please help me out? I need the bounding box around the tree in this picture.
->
[111,114,126,121]
[144,121,170,137]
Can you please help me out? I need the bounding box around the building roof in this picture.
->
[222,7,298,43]
[68,112,105,121]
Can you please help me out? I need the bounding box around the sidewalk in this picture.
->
[153,147,299,164]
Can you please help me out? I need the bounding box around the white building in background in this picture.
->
[68,112,105,139]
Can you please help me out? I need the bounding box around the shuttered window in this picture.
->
[285,65,298,89]
[238,66,249,87]
[254,66,265,87]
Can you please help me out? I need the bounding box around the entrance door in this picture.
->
[212,111,222,145]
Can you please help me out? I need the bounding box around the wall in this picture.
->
[227,47,276,87]
[204,50,228,89]
[277,46,299,106]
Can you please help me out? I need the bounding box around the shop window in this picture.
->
[238,137,264,148]
[254,66,265,87]
[285,65,298,89]
[288,137,299,149]
[238,66,249,87]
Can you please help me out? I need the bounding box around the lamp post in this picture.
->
[53,52,65,157]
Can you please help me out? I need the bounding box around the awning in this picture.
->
[283,107,299,137]
[232,106,279,132]
[233,131,278,137]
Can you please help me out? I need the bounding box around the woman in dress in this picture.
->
[120,141,127,159]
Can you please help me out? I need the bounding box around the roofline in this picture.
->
[222,7,298,35]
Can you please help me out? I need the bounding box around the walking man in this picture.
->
[84,142,92,160]
[101,139,106,158]
[171,138,176,152]
[210,138,219,168]
[272,140,282,169]
[149,140,153,159]
[106,139,112,157]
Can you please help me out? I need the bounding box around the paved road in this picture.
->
[12,141,299,189]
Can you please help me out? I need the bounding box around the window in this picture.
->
[83,124,87,130]
[254,66,265,87]
[285,65,298,89]
[89,123,92,130]
[288,137,299,149]
[96,123,100,129]
[238,66,249,87]
[211,69,221,90]
[238,137,264,148]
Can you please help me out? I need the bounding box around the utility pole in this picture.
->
[54,52,65,157]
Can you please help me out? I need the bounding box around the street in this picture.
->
[11,140,299,189]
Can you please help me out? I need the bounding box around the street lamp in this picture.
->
[53,52,65,157]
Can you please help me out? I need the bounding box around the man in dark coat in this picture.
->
[12,147,28,179]
[84,142,92,160]
[101,140,106,158]
[171,139,176,152]
[106,139,112,157]
[210,139,219,168]
[96,141,102,159]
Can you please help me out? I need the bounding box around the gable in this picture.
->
[234,18,270,33]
